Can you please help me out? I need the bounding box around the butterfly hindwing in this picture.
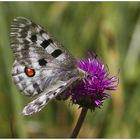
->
[22,77,79,115]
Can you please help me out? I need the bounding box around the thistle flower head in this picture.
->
[63,53,118,110]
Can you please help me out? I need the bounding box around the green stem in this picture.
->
[70,108,88,138]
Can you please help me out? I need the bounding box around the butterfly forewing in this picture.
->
[10,17,75,65]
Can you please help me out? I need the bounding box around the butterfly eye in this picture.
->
[24,67,35,77]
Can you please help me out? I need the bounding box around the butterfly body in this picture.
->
[10,17,86,115]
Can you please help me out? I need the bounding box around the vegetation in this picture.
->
[0,2,140,138]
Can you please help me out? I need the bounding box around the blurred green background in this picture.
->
[0,2,140,138]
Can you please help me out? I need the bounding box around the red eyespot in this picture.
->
[24,67,35,77]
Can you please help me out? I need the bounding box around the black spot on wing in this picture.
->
[31,22,37,28]
[33,83,42,93]
[24,40,30,44]
[34,100,43,106]
[30,35,37,42]
[40,30,45,35]
[38,59,47,66]
[20,33,27,38]
[51,49,62,58]
[40,39,53,49]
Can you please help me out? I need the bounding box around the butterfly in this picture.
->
[10,17,87,115]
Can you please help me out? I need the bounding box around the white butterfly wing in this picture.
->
[22,77,79,115]
[10,17,84,115]
[10,17,78,96]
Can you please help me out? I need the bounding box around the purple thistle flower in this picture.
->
[63,53,118,110]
